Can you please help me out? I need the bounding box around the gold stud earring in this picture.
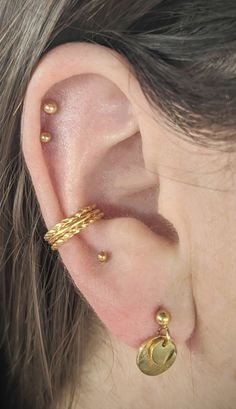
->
[136,309,177,376]
[97,251,109,263]
[40,131,52,143]
[42,100,58,115]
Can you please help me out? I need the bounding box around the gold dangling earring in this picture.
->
[136,309,177,376]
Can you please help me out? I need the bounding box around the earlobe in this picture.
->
[21,42,196,359]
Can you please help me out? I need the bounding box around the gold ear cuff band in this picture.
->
[44,204,104,250]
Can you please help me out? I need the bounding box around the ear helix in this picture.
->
[41,99,177,376]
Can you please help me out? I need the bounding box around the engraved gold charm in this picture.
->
[136,310,177,376]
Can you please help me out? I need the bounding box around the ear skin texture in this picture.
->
[21,42,195,349]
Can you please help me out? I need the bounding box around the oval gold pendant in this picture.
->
[136,336,177,376]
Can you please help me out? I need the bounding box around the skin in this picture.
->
[21,42,236,409]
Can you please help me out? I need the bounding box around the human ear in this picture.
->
[21,42,195,348]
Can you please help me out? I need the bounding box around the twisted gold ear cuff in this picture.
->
[44,204,104,250]
[136,310,177,376]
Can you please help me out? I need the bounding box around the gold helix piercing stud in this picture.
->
[136,309,177,376]
[97,251,109,263]
[40,132,52,143]
[42,100,58,114]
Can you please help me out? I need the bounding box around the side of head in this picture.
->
[0,1,236,408]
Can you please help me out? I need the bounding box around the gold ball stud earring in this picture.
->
[40,132,52,143]
[42,100,58,115]
[156,310,171,327]
[97,251,109,263]
[136,309,177,376]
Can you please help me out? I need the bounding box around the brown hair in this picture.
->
[1,1,236,408]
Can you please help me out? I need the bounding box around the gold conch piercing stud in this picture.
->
[136,309,177,376]
[44,204,104,251]
[97,251,109,263]
[42,100,58,114]
[40,132,52,143]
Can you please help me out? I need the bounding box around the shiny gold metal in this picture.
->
[136,309,177,376]
[43,100,58,114]
[44,204,104,250]
[156,310,171,327]
[40,132,52,143]
[97,251,109,263]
